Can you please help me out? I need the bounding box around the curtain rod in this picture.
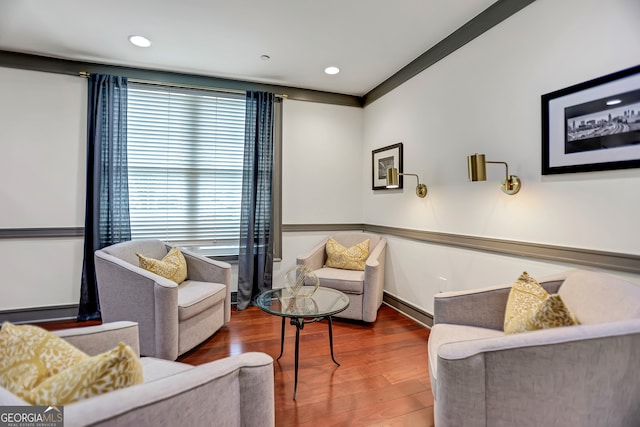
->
[78,71,287,98]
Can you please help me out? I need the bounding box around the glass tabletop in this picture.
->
[256,287,349,318]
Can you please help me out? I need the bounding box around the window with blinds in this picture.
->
[127,83,246,255]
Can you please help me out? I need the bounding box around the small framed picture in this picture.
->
[542,64,640,175]
[372,143,403,190]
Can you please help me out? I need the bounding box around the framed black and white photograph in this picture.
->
[372,143,403,190]
[542,64,640,175]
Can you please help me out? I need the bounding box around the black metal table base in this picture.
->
[277,315,340,400]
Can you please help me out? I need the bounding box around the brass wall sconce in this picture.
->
[467,153,521,195]
[386,167,428,198]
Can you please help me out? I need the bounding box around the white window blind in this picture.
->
[127,83,246,254]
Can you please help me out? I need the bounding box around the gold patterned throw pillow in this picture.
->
[137,246,188,284]
[0,322,89,399]
[504,272,578,334]
[26,342,143,406]
[325,238,370,271]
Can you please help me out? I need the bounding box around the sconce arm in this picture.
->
[398,172,422,186]
[398,173,428,198]
[485,161,509,181]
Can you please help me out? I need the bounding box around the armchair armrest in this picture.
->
[171,246,231,284]
[297,238,328,271]
[362,239,387,322]
[54,321,140,357]
[439,319,640,360]
[65,352,275,427]
[365,238,386,269]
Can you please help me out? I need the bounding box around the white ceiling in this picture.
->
[0,0,498,96]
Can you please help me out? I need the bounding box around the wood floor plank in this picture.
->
[36,304,434,426]
[296,391,434,427]
[277,379,428,426]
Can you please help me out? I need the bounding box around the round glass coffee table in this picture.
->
[256,287,349,400]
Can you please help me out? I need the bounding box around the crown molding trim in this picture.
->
[0,50,362,107]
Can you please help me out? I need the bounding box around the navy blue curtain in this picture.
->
[237,91,275,310]
[78,74,131,320]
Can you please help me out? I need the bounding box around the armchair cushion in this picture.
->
[27,342,143,406]
[178,280,226,321]
[504,272,577,334]
[0,323,88,399]
[137,246,188,284]
[140,357,192,382]
[325,237,369,271]
[311,267,365,294]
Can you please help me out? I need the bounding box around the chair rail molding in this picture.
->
[283,223,640,275]
[0,227,84,239]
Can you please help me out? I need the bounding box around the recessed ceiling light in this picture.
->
[129,35,152,48]
[324,66,340,75]
[260,55,271,61]
[606,99,622,106]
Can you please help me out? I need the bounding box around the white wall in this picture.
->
[281,99,363,224]
[0,67,87,310]
[362,0,640,313]
[276,99,364,286]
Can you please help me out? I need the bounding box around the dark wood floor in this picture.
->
[40,305,434,426]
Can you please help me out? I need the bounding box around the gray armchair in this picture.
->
[0,321,275,427]
[297,232,386,322]
[95,240,231,360]
[428,269,640,427]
